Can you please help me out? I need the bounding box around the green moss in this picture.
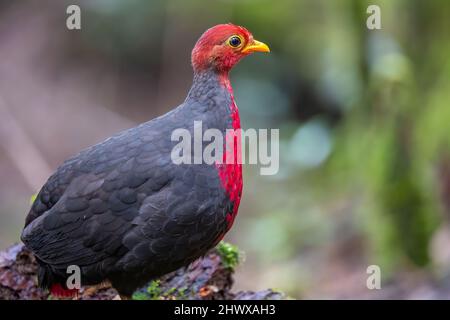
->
[132,283,191,300]
[177,286,188,299]
[130,242,241,300]
[131,280,162,300]
[216,241,241,270]
[131,292,148,300]
[166,287,176,295]
[146,280,161,299]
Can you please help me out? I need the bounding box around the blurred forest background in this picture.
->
[1,0,450,299]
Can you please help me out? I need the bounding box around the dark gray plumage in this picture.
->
[21,72,235,296]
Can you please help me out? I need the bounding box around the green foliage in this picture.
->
[146,280,161,299]
[132,281,190,300]
[131,280,161,300]
[131,292,148,300]
[176,286,188,299]
[216,241,241,270]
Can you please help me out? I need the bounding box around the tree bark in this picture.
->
[0,243,284,300]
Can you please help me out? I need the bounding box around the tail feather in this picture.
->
[37,259,79,298]
[50,283,78,298]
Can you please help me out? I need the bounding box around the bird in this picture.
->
[21,23,270,299]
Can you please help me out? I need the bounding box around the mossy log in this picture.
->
[0,243,284,300]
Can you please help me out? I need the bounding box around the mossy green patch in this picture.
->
[216,241,241,270]
[131,292,148,300]
[146,280,161,299]
[132,282,191,300]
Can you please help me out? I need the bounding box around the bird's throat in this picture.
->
[218,72,241,131]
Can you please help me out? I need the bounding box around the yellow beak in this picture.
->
[242,39,270,54]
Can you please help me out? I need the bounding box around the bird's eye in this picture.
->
[228,35,242,48]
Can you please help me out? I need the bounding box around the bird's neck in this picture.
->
[187,70,242,231]
[186,70,241,130]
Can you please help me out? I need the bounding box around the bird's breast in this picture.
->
[215,92,242,231]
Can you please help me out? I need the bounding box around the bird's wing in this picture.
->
[21,121,176,269]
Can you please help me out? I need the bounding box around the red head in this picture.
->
[192,24,270,74]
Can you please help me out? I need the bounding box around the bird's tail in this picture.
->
[37,259,79,298]
[49,283,78,298]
